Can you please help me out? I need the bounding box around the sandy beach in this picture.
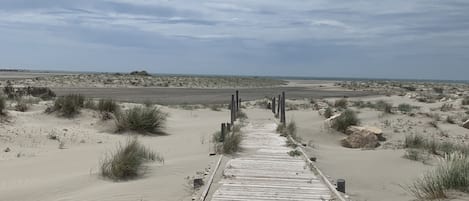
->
[1,72,469,201]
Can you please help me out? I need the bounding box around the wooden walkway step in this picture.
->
[211,122,333,201]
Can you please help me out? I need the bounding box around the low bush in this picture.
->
[222,132,242,154]
[398,103,413,113]
[405,134,426,149]
[376,100,393,114]
[331,109,360,133]
[324,107,333,118]
[98,99,119,114]
[115,107,167,135]
[100,138,163,180]
[334,98,348,109]
[52,94,85,117]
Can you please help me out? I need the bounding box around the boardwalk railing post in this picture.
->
[236,90,239,112]
[281,92,286,124]
[231,94,235,125]
[272,97,276,114]
[277,94,281,117]
[227,123,231,132]
[221,123,226,142]
[337,179,346,193]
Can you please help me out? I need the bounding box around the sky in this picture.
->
[0,0,468,80]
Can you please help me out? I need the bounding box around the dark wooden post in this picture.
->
[239,98,242,109]
[272,97,276,114]
[277,94,281,117]
[236,90,239,112]
[281,92,286,124]
[337,179,346,193]
[220,123,226,142]
[231,94,235,125]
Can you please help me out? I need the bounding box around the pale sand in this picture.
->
[0,103,228,201]
[283,95,469,201]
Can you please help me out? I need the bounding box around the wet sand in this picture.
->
[52,87,375,105]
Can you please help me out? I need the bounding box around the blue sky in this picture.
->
[0,0,468,80]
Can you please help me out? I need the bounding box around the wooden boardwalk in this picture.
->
[211,122,334,201]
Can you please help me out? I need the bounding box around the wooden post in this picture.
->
[239,98,242,109]
[236,90,239,112]
[272,97,276,114]
[277,94,281,117]
[281,91,286,124]
[337,179,345,193]
[231,94,235,125]
[221,123,226,142]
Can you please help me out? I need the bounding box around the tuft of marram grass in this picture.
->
[222,132,242,154]
[115,106,167,135]
[408,153,469,200]
[100,138,163,181]
[404,134,469,157]
[98,99,119,114]
[331,109,360,133]
[52,94,85,117]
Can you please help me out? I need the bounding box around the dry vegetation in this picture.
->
[100,138,164,181]
[1,73,286,88]
[115,106,167,135]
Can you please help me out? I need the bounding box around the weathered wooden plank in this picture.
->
[211,122,333,201]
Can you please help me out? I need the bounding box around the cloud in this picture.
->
[0,0,468,79]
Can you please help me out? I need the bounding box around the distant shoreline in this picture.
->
[1,68,468,84]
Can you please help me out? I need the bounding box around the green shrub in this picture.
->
[52,94,85,117]
[98,99,119,113]
[408,153,469,200]
[0,96,6,115]
[332,109,360,133]
[324,107,333,118]
[334,98,348,109]
[398,103,413,113]
[100,138,163,180]
[115,107,167,135]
